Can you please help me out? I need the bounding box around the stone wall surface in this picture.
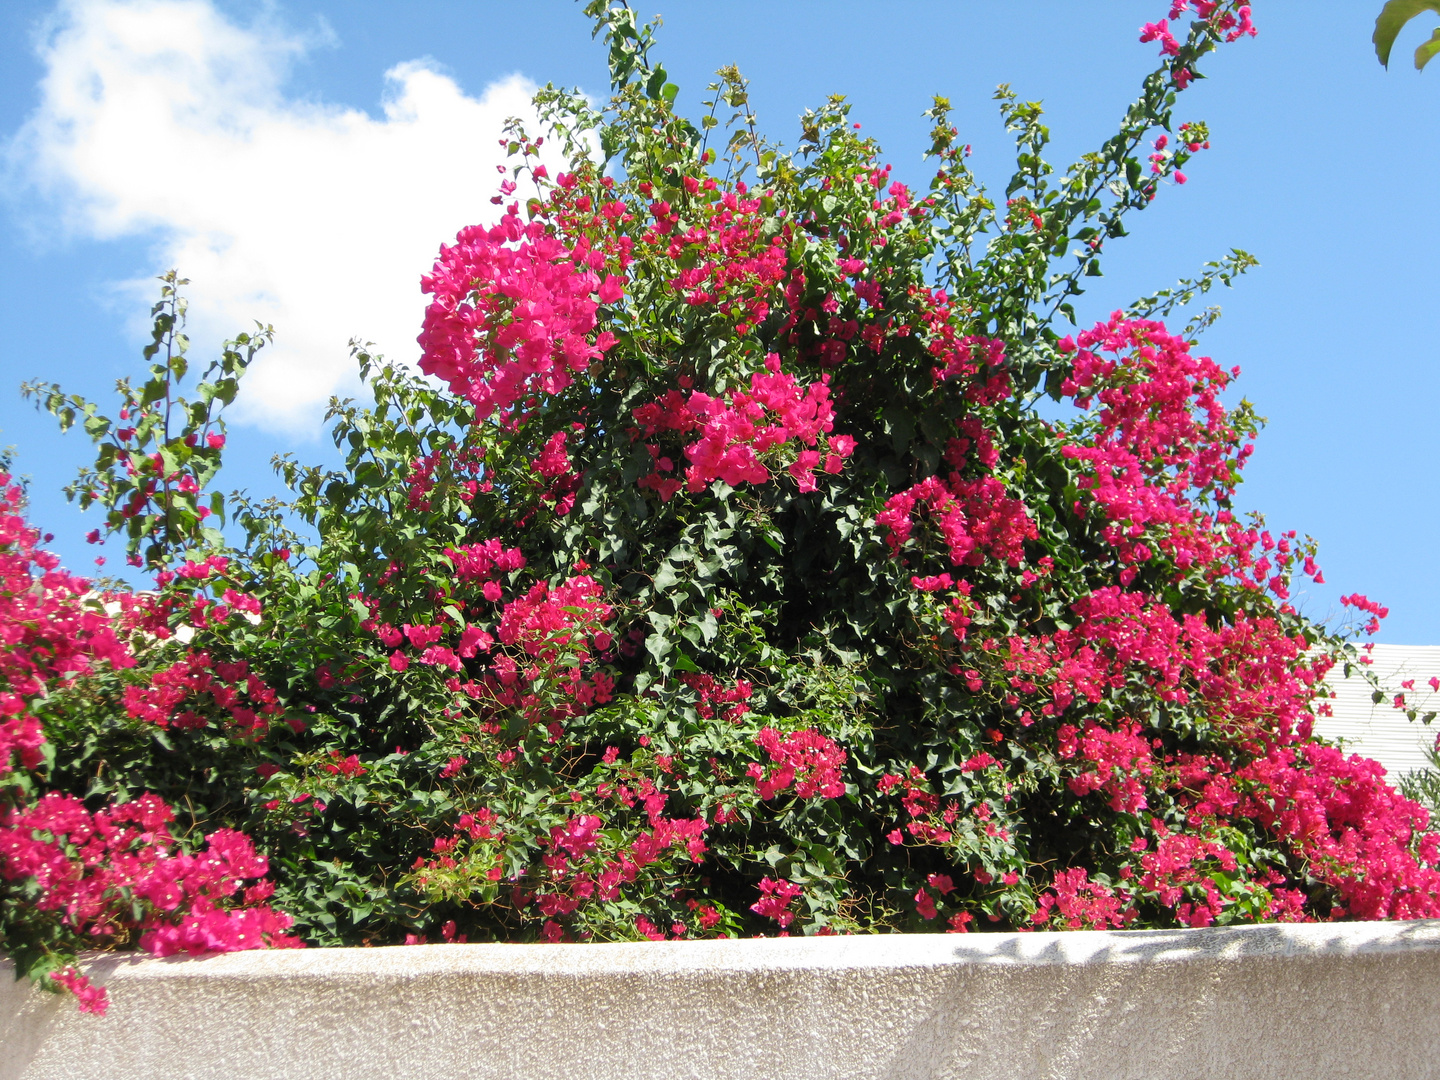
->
[3,920,1440,1079]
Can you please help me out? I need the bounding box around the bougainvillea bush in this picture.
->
[7,0,1439,1015]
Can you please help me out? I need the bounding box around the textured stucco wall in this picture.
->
[4,920,1440,1080]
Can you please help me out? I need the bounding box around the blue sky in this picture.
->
[1,1,1438,641]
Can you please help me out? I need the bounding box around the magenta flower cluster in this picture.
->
[0,480,298,1015]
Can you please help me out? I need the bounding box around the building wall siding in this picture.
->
[1314,643,1440,780]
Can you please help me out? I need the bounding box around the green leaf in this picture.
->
[654,561,682,592]
[1418,25,1440,68]
[1374,0,1440,67]
[880,405,915,454]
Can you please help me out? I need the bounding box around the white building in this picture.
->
[1313,643,1440,780]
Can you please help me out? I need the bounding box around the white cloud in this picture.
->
[6,0,574,433]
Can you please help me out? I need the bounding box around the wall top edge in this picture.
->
[8,919,1440,985]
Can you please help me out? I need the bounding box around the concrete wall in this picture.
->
[4,920,1440,1080]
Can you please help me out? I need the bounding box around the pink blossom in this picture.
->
[750,877,804,927]
[50,968,108,1015]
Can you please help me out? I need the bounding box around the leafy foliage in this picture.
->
[1401,745,1440,817]
[1374,0,1440,70]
